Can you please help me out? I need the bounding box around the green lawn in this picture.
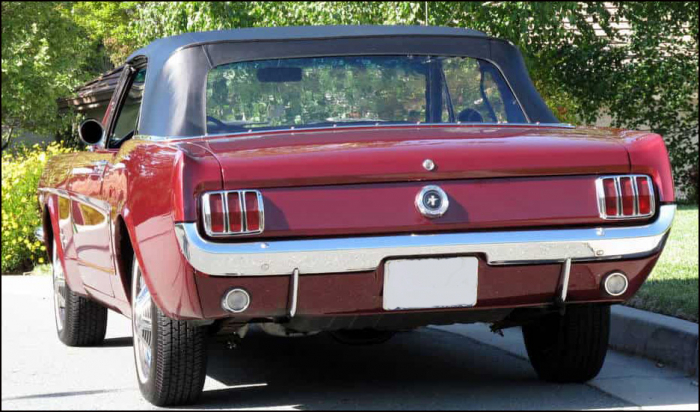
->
[626,205,699,322]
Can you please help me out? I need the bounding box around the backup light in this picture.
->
[603,272,629,296]
[222,288,251,313]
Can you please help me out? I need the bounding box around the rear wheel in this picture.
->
[52,239,107,346]
[131,257,208,406]
[522,304,610,383]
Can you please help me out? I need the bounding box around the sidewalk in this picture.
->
[611,305,698,376]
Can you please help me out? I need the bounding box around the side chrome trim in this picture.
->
[38,187,70,198]
[133,123,576,142]
[174,205,676,277]
[38,188,111,215]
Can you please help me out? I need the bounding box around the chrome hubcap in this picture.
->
[132,265,152,383]
[52,243,66,332]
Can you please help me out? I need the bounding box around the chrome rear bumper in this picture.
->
[174,205,675,277]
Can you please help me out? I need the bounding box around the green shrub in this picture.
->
[1,142,75,273]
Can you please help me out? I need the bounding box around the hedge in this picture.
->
[1,142,74,273]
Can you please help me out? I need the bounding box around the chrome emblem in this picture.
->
[423,159,436,171]
[415,185,449,218]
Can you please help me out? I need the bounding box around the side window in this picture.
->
[109,68,146,147]
[442,58,526,123]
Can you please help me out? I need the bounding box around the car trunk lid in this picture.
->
[187,125,634,238]
[198,125,630,189]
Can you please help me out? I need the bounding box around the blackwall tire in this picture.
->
[131,257,208,406]
[52,239,107,347]
[522,304,610,383]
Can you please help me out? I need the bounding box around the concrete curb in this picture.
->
[611,305,698,376]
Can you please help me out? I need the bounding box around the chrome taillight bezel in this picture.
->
[201,190,265,237]
[595,175,655,220]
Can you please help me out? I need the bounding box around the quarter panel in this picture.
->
[108,138,222,319]
[44,192,86,295]
[623,133,675,203]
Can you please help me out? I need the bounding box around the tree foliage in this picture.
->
[126,2,699,195]
[2,1,697,197]
[1,2,100,149]
[70,1,143,65]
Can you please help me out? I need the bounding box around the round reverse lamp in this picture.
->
[222,288,251,313]
[603,272,629,296]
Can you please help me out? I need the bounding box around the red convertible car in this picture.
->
[38,26,675,406]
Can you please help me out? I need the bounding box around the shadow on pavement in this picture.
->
[192,326,631,410]
[2,388,129,402]
[101,336,133,347]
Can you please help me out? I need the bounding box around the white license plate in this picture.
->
[382,257,478,311]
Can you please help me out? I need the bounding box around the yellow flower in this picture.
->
[38,257,45,263]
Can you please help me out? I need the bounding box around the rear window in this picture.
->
[205,55,527,134]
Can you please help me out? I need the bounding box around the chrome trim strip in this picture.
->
[614,177,623,216]
[133,123,576,142]
[201,192,215,236]
[595,178,607,218]
[38,188,111,215]
[560,258,572,302]
[631,176,640,216]
[288,268,299,318]
[202,122,576,140]
[174,205,675,277]
[70,192,112,215]
[38,187,70,197]
[222,192,231,233]
[238,192,246,232]
[647,176,656,217]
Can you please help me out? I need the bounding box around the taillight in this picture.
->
[227,192,243,233]
[244,192,261,232]
[636,176,652,215]
[596,175,655,219]
[619,177,635,216]
[205,193,225,233]
[602,178,618,216]
[202,190,264,236]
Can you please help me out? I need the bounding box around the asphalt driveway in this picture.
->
[2,276,697,410]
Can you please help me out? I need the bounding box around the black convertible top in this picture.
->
[117,25,558,138]
[126,25,489,62]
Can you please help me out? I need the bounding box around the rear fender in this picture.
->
[625,133,675,203]
[42,193,86,295]
[114,139,220,320]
